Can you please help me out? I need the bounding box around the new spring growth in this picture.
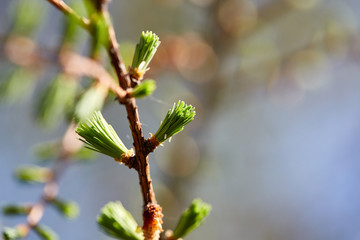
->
[130,31,160,80]
[3,205,31,216]
[33,225,58,240]
[76,111,131,161]
[73,83,108,122]
[50,198,79,219]
[0,68,36,104]
[172,199,211,239]
[36,74,78,128]
[97,201,144,240]
[15,165,52,184]
[153,101,196,144]
[2,226,28,240]
[12,0,45,35]
[129,79,156,98]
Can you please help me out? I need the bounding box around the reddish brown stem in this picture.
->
[99,2,163,239]
[45,0,163,238]
[99,0,158,207]
[125,99,156,204]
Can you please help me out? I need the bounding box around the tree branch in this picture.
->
[59,50,128,100]
[45,0,163,238]
[99,1,157,206]
[98,2,163,239]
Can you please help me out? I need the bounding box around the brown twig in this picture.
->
[98,1,163,239]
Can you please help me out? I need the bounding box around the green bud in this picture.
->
[97,201,144,240]
[131,31,160,79]
[130,80,156,99]
[173,199,211,239]
[15,165,52,184]
[36,74,78,128]
[73,84,108,123]
[154,101,196,143]
[0,68,36,104]
[2,225,27,240]
[33,141,60,162]
[50,198,79,219]
[2,204,30,216]
[11,0,46,35]
[33,225,58,240]
[3,228,23,240]
[76,111,129,159]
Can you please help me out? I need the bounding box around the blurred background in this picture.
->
[1,0,360,239]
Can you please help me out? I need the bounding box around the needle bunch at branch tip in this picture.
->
[130,31,161,80]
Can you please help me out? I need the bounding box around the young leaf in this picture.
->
[0,68,36,104]
[154,101,196,143]
[50,198,79,219]
[2,205,30,216]
[33,141,60,162]
[130,31,160,79]
[76,111,129,159]
[73,84,108,123]
[15,165,52,184]
[33,225,58,240]
[97,201,144,240]
[130,79,156,99]
[36,74,78,128]
[2,226,25,240]
[11,0,46,35]
[173,199,211,239]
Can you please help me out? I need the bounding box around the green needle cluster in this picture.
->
[130,79,156,99]
[12,0,45,35]
[73,84,107,122]
[51,198,79,219]
[36,74,78,127]
[3,205,30,216]
[2,227,24,240]
[33,225,58,240]
[173,199,211,239]
[76,111,129,159]
[131,31,160,78]
[0,69,36,104]
[15,165,51,184]
[97,201,144,240]
[154,101,196,143]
